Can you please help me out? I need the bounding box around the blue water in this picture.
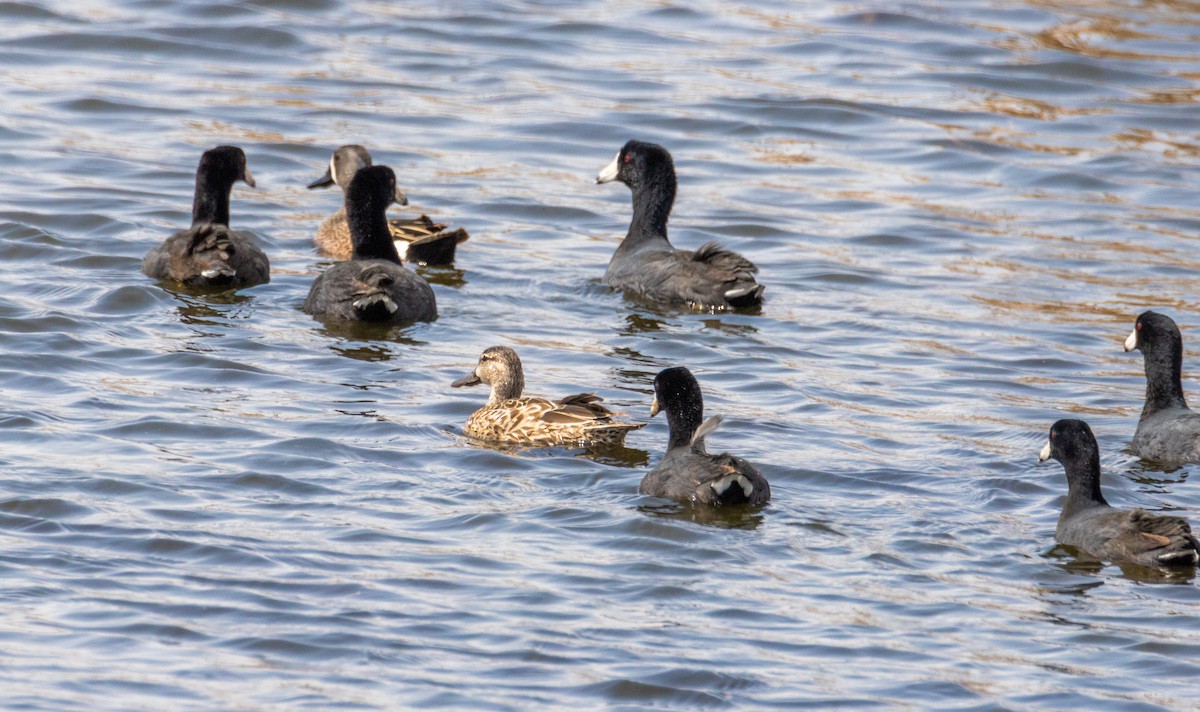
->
[1,0,1199,708]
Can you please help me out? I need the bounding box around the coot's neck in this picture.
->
[665,394,702,452]
[191,173,232,226]
[348,197,401,264]
[624,169,676,248]
[1061,453,1108,519]
[1141,338,1188,417]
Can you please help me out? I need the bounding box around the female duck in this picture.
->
[143,145,270,287]
[303,165,437,324]
[1039,419,1198,567]
[596,140,763,310]
[307,144,468,265]
[641,367,770,506]
[451,346,643,446]
[1123,310,1200,464]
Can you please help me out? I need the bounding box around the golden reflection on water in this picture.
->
[1110,128,1200,158]
[751,144,815,166]
[978,93,1108,121]
[4,1,1200,707]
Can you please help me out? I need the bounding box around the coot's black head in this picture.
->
[1039,419,1097,466]
[596,139,675,191]
[345,165,405,212]
[1124,310,1189,415]
[1038,418,1106,504]
[198,145,255,189]
[651,366,702,416]
[651,366,705,450]
[1125,310,1181,356]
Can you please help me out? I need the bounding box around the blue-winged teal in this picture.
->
[308,144,467,266]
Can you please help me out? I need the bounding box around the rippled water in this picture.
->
[2,0,1200,708]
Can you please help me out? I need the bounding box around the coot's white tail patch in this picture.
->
[710,473,753,498]
[353,294,398,315]
[201,266,235,280]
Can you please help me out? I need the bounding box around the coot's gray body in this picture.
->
[1039,419,1198,568]
[303,165,437,325]
[143,145,269,288]
[596,140,763,310]
[640,367,770,506]
[1124,311,1200,464]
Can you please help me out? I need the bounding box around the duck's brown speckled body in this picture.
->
[452,346,644,447]
[308,145,467,265]
[314,208,467,265]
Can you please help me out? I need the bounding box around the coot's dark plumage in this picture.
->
[303,165,437,324]
[639,367,769,506]
[142,146,270,288]
[1038,419,1198,567]
[1123,310,1200,464]
[307,144,468,265]
[595,140,764,310]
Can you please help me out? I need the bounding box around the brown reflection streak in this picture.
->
[969,126,1089,157]
[1030,16,1193,62]
[1110,128,1200,159]
[1132,87,1200,105]
[976,94,1107,121]
[182,120,286,143]
[731,7,822,32]
[752,146,814,166]
[816,188,1012,234]
[971,296,1135,323]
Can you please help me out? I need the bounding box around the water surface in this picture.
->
[1,0,1200,708]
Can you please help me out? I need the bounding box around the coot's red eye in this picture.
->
[623,154,632,163]
[1137,322,1142,331]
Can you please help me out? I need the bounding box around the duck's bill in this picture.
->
[595,151,620,184]
[1123,328,1137,352]
[1038,441,1051,462]
[241,166,256,188]
[451,373,481,388]
[307,167,335,190]
[649,396,660,417]
[394,187,409,207]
